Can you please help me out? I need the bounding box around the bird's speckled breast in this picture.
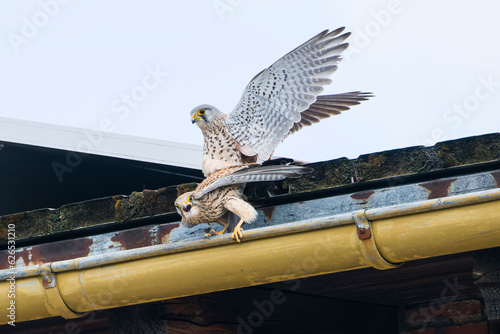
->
[202,119,243,175]
[195,185,243,225]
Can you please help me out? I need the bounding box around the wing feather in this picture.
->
[194,165,313,199]
[224,28,353,160]
[287,92,373,136]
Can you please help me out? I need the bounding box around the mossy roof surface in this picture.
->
[1,133,499,244]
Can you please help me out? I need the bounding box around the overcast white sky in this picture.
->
[1,1,499,164]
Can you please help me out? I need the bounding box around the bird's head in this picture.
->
[190,104,225,130]
[174,191,200,227]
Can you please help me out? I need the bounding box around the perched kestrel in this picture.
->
[190,27,372,177]
[175,164,313,242]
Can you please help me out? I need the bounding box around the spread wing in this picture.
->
[194,165,313,199]
[224,27,351,160]
[288,91,373,135]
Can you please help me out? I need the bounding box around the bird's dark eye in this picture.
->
[198,109,206,116]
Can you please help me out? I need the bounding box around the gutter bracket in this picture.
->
[40,263,56,289]
[352,210,404,270]
[39,263,88,320]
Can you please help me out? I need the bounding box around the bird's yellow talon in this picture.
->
[231,218,245,242]
[205,225,229,238]
[232,227,244,242]
[205,229,216,237]
[231,233,241,243]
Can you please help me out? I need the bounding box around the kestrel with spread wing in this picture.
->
[175,164,313,242]
[190,27,372,177]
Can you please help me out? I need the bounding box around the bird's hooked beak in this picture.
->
[182,202,192,215]
[191,114,201,124]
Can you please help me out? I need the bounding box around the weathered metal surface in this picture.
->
[39,264,56,289]
[419,178,457,199]
[491,170,500,187]
[40,261,90,320]
[351,190,376,201]
[353,210,403,270]
[0,238,93,270]
[2,191,499,324]
[2,133,499,245]
[157,223,180,244]
[1,170,500,272]
[357,227,371,240]
[374,199,500,263]
[2,185,500,283]
[252,170,500,232]
[260,206,275,221]
[0,222,179,270]
[110,227,153,250]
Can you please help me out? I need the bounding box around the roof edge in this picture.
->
[0,116,202,169]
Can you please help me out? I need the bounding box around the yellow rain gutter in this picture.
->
[1,188,500,324]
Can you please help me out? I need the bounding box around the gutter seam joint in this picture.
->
[352,210,404,270]
[39,263,88,320]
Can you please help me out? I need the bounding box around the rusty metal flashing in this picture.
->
[2,169,499,273]
[3,133,500,247]
[2,169,500,274]
[1,186,500,282]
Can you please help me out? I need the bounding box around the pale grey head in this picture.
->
[190,104,225,130]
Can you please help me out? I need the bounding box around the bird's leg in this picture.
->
[205,224,229,237]
[231,218,245,243]
[224,195,257,243]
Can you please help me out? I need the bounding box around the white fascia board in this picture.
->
[0,117,202,170]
